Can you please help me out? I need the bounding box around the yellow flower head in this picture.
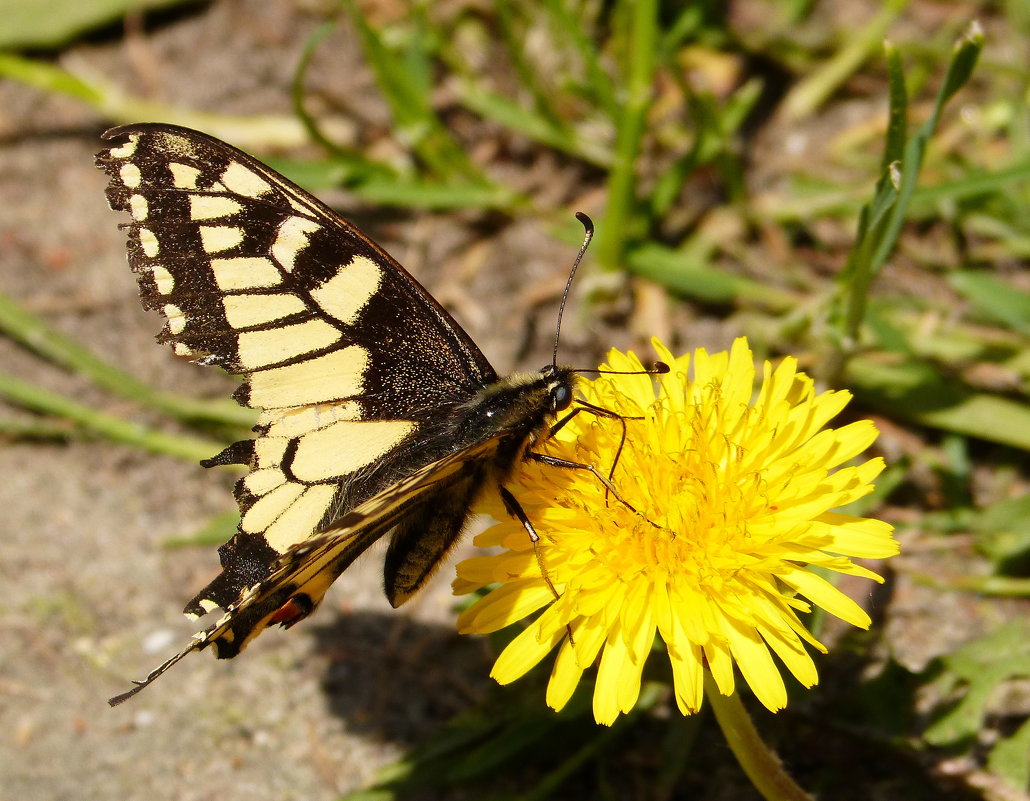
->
[455,338,897,726]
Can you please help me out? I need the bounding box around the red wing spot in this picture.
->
[268,594,315,629]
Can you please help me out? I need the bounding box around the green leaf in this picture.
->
[971,495,1030,564]
[986,715,1030,790]
[0,0,205,49]
[924,620,1030,746]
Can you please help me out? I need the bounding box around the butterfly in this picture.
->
[97,123,611,705]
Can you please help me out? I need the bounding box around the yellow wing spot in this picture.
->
[129,194,148,221]
[108,137,138,158]
[200,225,245,254]
[169,162,202,189]
[243,467,287,497]
[189,195,244,221]
[287,196,311,215]
[173,342,194,356]
[262,485,339,553]
[254,435,290,468]
[210,257,283,290]
[261,402,362,438]
[222,293,306,329]
[138,228,159,258]
[290,419,416,482]
[240,482,305,535]
[156,131,199,160]
[310,255,382,325]
[164,304,187,335]
[271,216,322,272]
[220,161,273,198]
[237,319,342,369]
[247,345,368,408]
[152,265,175,294]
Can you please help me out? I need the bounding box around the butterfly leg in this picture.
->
[499,486,574,644]
[499,486,562,599]
[549,402,634,504]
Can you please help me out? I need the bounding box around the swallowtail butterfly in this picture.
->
[97,124,625,705]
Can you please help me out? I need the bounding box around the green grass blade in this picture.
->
[0,291,253,429]
[846,356,1030,450]
[948,270,1030,335]
[455,85,611,167]
[781,0,911,121]
[832,43,906,347]
[594,0,658,271]
[0,0,203,49]
[541,0,618,117]
[345,0,486,184]
[868,22,983,273]
[0,52,311,151]
[0,371,223,462]
[626,243,796,309]
[493,0,568,131]
[290,21,400,182]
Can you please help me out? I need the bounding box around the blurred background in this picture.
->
[0,1,1027,799]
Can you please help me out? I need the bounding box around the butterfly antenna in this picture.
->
[552,212,594,367]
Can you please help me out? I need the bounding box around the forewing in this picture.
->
[96,124,498,614]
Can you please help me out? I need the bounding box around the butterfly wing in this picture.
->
[96,123,498,617]
[108,437,503,705]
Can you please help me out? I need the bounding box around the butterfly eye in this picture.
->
[550,383,572,411]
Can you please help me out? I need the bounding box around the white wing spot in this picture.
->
[210,257,282,290]
[310,255,382,325]
[220,161,273,198]
[108,137,138,158]
[169,163,202,189]
[138,227,159,257]
[255,436,290,468]
[242,467,287,497]
[200,226,245,254]
[291,419,416,481]
[222,293,306,329]
[151,265,175,294]
[129,194,148,221]
[164,304,187,334]
[190,195,244,221]
[241,482,304,534]
[272,216,321,272]
[236,319,341,369]
[261,402,362,439]
[262,485,339,553]
[246,346,368,408]
[119,163,142,188]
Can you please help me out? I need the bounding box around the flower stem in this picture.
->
[704,674,814,801]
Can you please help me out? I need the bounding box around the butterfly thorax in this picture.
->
[448,365,576,461]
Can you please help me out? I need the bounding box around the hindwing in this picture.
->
[107,438,503,705]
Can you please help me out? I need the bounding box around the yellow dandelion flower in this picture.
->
[455,337,897,726]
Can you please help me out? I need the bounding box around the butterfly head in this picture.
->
[541,363,576,413]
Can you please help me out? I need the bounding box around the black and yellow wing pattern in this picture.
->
[97,124,577,704]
